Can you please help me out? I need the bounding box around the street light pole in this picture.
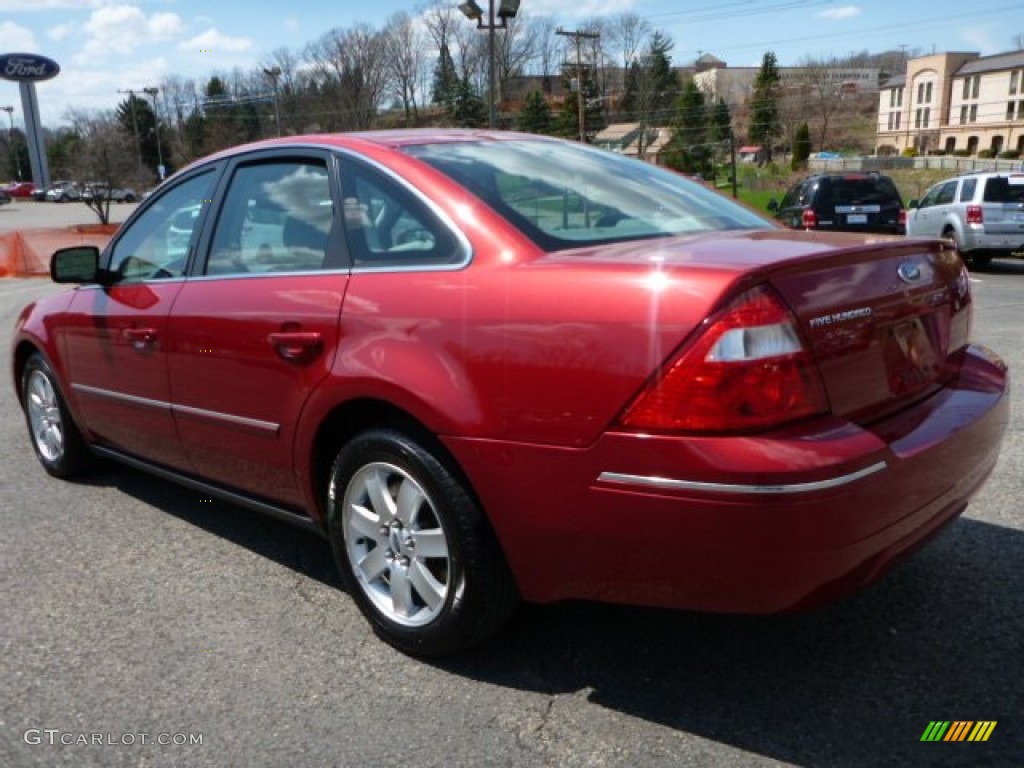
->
[458,0,521,129]
[143,87,165,180]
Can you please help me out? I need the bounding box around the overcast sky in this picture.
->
[1,0,1022,128]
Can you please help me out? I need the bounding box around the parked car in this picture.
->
[905,171,1024,268]
[43,181,81,202]
[2,181,36,198]
[0,188,10,206]
[82,184,139,203]
[12,131,1009,656]
[769,172,906,234]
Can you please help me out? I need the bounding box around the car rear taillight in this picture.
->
[801,209,817,229]
[898,208,906,228]
[619,285,829,433]
[966,205,983,224]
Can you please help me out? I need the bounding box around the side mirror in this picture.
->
[51,246,101,284]
[907,199,919,209]
[766,199,779,213]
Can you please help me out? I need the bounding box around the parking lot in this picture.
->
[1,202,1022,766]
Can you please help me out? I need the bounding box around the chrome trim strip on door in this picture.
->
[72,383,170,412]
[171,403,280,435]
[71,383,280,435]
[596,462,888,495]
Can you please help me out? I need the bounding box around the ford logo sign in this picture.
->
[897,261,922,284]
[0,52,60,83]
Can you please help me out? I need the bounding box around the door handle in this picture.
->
[122,327,158,348]
[268,331,323,361]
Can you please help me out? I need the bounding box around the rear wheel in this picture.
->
[22,353,92,477]
[327,429,518,656]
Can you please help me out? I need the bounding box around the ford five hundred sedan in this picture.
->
[12,131,1010,656]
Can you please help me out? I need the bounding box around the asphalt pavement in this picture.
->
[1,227,1022,767]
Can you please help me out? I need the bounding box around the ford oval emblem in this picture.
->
[897,261,922,284]
[0,52,61,83]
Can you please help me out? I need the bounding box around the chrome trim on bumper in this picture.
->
[597,461,888,495]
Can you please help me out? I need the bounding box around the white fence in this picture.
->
[808,156,1024,173]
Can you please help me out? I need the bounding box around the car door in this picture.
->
[167,152,349,506]
[62,169,218,469]
[907,180,956,237]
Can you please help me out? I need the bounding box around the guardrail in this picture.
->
[808,156,1024,173]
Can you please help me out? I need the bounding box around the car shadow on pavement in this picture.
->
[89,464,1022,767]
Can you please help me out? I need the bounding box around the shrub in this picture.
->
[952,149,971,157]
[977,149,995,158]
[998,150,1021,159]
[902,147,918,157]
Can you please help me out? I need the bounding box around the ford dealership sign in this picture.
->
[0,53,60,82]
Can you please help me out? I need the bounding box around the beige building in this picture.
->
[876,50,1024,156]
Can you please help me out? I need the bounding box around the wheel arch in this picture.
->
[304,397,483,530]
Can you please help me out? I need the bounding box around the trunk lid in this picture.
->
[762,236,969,423]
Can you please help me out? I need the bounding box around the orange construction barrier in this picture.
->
[0,224,119,278]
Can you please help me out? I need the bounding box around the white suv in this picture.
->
[906,171,1024,267]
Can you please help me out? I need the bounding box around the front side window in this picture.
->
[918,184,943,209]
[107,171,215,282]
[205,159,334,276]
[935,181,957,206]
[405,139,769,251]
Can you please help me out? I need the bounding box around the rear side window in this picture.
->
[983,176,1024,204]
[959,178,977,201]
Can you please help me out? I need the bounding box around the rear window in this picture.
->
[404,139,769,251]
[828,176,902,206]
[982,176,1024,204]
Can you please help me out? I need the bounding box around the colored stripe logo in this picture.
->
[921,721,996,742]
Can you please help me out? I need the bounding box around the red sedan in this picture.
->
[3,180,37,198]
[12,131,1009,656]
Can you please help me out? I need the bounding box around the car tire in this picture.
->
[124,194,136,203]
[21,353,93,478]
[327,428,518,656]
[970,254,993,269]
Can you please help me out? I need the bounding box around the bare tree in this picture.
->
[606,12,652,70]
[306,24,389,130]
[65,110,138,225]
[529,16,560,78]
[796,57,847,150]
[494,13,535,105]
[383,12,427,125]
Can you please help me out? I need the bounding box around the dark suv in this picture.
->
[770,173,905,234]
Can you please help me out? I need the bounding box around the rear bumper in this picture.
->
[962,228,1024,255]
[447,345,1009,613]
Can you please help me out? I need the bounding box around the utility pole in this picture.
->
[557,27,600,143]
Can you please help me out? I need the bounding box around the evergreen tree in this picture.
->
[647,31,679,120]
[792,122,811,170]
[517,91,553,134]
[115,93,160,178]
[451,77,486,128]
[749,51,782,162]
[708,98,732,143]
[664,79,710,175]
[432,42,459,110]
[555,62,604,140]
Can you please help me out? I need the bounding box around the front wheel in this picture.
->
[22,353,93,477]
[327,429,518,656]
